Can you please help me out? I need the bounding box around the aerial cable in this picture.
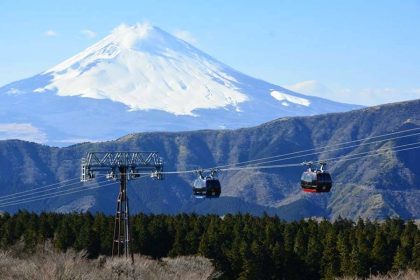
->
[127,129,420,176]
[235,132,420,168]
[219,163,301,172]
[0,178,111,207]
[1,144,418,208]
[0,176,106,203]
[0,180,118,208]
[334,145,420,164]
[2,128,419,205]
[177,140,420,174]
[131,169,197,176]
[216,144,420,173]
[212,127,420,169]
[130,163,300,176]
[243,141,420,172]
[0,175,150,208]
[0,177,81,200]
[320,142,420,165]
[0,175,106,201]
[0,179,119,208]
[131,137,420,176]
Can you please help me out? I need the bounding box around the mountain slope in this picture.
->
[0,23,360,146]
[0,99,418,220]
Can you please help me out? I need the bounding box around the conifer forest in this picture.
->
[0,211,419,279]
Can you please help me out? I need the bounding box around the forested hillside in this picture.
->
[0,212,419,279]
[0,99,419,220]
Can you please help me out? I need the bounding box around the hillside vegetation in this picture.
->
[0,212,419,279]
[0,100,419,220]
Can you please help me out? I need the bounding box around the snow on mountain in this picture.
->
[270,90,311,107]
[0,23,361,146]
[36,24,248,115]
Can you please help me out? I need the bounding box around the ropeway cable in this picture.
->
[130,128,420,175]
[131,137,420,176]
[227,141,420,172]
[1,144,419,208]
[0,180,117,208]
[228,132,420,168]
[335,145,420,164]
[0,175,107,202]
[318,142,420,165]
[3,144,417,208]
[1,127,419,203]
[0,175,106,203]
[212,127,420,169]
[0,177,81,200]
[219,163,301,172]
[131,140,420,176]
[0,175,149,208]
[0,179,111,207]
[218,143,420,173]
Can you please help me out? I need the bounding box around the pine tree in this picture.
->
[410,232,420,270]
[131,214,148,254]
[349,245,364,277]
[226,235,245,278]
[371,229,388,273]
[169,217,188,256]
[271,241,284,279]
[353,221,370,277]
[305,234,322,279]
[337,231,351,276]
[294,228,307,261]
[392,245,409,271]
[185,215,202,254]
[238,240,253,280]
[23,228,38,252]
[74,213,99,257]
[54,217,74,251]
[38,213,53,242]
[321,228,340,280]
[250,240,272,279]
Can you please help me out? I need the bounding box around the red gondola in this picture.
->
[300,162,332,193]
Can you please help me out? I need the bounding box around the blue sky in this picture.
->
[0,0,419,105]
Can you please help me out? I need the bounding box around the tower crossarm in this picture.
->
[81,151,164,182]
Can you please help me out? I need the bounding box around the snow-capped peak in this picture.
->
[48,23,163,73]
[0,23,361,145]
[37,23,248,115]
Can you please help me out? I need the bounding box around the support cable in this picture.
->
[231,132,420,168]
[1,127,419,202]
[212,127,420,169]
[0,177,81,200]
[2,145,417,209]
[0,175,106,202]
[131,139,420,176]
[0,179,117,208]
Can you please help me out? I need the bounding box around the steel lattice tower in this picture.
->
[81,152,164,262]
[113,166,132,260]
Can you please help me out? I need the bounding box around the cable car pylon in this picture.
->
[81,152,164,263]
[113,166,131,261]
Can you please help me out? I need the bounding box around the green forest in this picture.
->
[0,211,419,279]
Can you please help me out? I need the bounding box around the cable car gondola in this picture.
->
[192,169,221,198]
[300,162,332,193]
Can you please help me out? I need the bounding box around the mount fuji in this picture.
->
[0,23,360,146]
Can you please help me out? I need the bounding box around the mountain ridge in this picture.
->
[0,99,418,220]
